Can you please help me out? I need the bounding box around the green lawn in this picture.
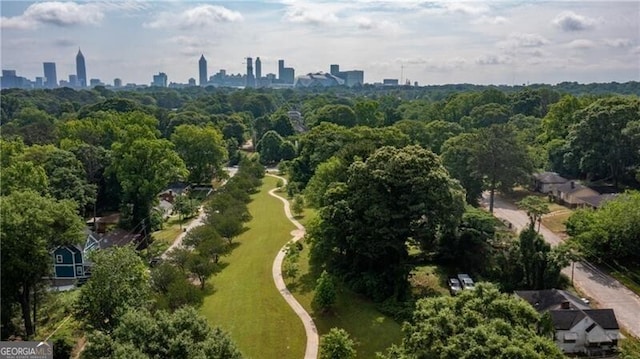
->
[287,243,403,358]
[541,211,572,234]
[200,176,306,359]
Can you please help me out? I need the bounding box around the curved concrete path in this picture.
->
[267,173,319,359]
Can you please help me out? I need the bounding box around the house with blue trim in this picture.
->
[50,229,140,289]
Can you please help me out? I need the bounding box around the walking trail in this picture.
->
[267,173,319,359]
[483,193,640,339]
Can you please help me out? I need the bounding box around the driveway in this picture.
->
[483,193,640,338]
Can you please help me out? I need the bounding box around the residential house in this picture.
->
[550,309,619,356]
[50,229,141,290]
[554,181,600,208]
[533,172,569,195]
[86,213,120,234]
[515,289,620,356]
[158,182,191,204]
[579,193,618,210]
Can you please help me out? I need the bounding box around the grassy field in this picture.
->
[541,210,573,234]
[200,176,306,359]
[286,245,403,358]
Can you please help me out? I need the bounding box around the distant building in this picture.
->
[383,78,399,86]
[246,57,255,88]
[255,57,262,86]
[188,78,196,86]
[76,48,87,87]
[43,62,57,88]
[199,54,207,86]
[327,64,364,87]
[68,74,78,87]
[35,77,44,88]
[278,59,295,84]
[89,78,104,87]
[1,70,18,88]
[294,72,344,88]
[152,72,168,87]
[330,64,340,76]
[113,78,122,88]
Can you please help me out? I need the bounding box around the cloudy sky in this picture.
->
[1,0,639,86]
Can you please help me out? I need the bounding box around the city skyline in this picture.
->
[1,1,639,86]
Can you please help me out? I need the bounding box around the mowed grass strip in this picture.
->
[200,176,306,359]
[288,207,403,358]
[288,246,403,358]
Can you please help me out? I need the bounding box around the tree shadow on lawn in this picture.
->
[286,271,318,294]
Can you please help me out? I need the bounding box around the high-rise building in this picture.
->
[43,62,57,88]
[246,57,255,88]
[255,57,262,81]
[199,55,207,86]
[76,48,87,87]
[278,59,295,84]
[113,78,122,88]
[69,74,78,87]
[278,60,285,80]
[152,72,168,87]
[330,64,340,76]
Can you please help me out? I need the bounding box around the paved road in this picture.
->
[483,193,640,338]
[161,167,237,259]
[267,173,319,359]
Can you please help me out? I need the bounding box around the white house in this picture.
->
[551,309,619,356]
[533,172,569,194]
[515,289,620,356]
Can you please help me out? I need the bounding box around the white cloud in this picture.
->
[145,5,243,30]
[567,39,596,49]
[553,11,596,32]
[498,33,550,49]
[1,1,104,30]
[476,54,511,65]
[442,2,489,16]
[604,38,633,48]
[472,15,508,25]
[353,16,403,33]
[283,4,339,25]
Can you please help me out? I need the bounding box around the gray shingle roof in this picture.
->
[515,289,589,312]
[533,172,569,184]
[550,310,586,330]
[584,309,619,330]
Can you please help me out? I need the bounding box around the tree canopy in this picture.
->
[381,283,564,359]
[309,145,465,300]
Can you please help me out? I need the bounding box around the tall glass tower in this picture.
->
[199,55,207,86]
[76,49,87,87]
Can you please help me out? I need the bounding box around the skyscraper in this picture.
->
[76,48,87,87]
[246,57,255,88]
[199,55,207,86]
[43,62,57,88]
[255,57,262,81]
[152,72,168,87]
[278,60,284,80]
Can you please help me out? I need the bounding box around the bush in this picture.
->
[320,328,356,359]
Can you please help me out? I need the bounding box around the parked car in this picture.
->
[457,273,475,290]
[448,278,462,296]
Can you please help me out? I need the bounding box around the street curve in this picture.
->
[267,173,319,359]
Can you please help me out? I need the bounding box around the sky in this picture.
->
[1,0,639,86]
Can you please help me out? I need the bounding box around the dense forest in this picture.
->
[1,82,639,357]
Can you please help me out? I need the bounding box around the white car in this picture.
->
[457,273,475,290]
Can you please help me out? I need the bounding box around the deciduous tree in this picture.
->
[381,283,564,359]
[320,328,356,359]
[171,124,227,184]
[76,246,151,332]
[0,191,84,338]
